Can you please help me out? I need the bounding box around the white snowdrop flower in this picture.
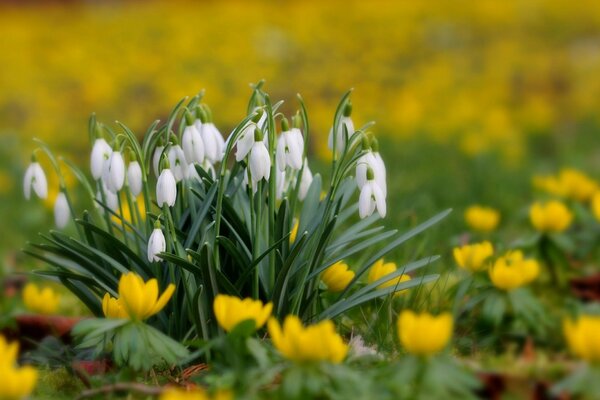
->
[371,138,387,197]
[90,138,112,180]
[235,121,259,162]
[96,182,119,212]
[298,162,313,201]
[182,114,205,164]
[356,152,386,197]
[102,151,125,193]
[249,129,271,183]
[152,145,164,178]
[147,221,166,262]
[23,161,48,200]
[276,118,304,171]
[54,192,70,228]
[202,159,216,179]
[328,102,355,154]
[168,145,187,182]
[275,169,286,200]
[157,168,177,207]
[126,161,143,197]
[198,106,225,164]
[358,168,386,219]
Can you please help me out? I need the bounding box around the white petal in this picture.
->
[157,169,177,207]
[249,142,271,182]
[104,152,125,192]
[127,161,143,197]
[298,163,313,201]
[276,136,287,171]
[372,183,387,218]
[152,146,164,178]
[202,123,224,163]
[168,146,187,182]
[186,163,201,182]
[236,123,256,162]
[23,164,34,200]
[96,182,118,212]
[182,125,204,164]
[90,139,112,180]
[359,184,375,219]
[147,228,166,262]
[54,192,70,228]
[31,163,48,199]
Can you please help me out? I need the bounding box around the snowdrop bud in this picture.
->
[90,138,112,180]
[102,151,125,193]
[276,122,304,171]
[147,220,166,262]
[54,192,70,228]
[157,165,177,207]
[249,128,271,183]
[168,145,187,182]
[127,160,143,197]
[358,167,386,219]
[152,145,164,178]
[182,113,205,164]
[298,162,313,201]
[96,182,119,212]
[200,105,225,163]
[23,160,48,200]
[328,102,355,153]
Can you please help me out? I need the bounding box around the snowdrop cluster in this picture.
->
[23,92,387,274]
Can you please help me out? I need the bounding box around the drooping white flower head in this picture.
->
[298,162,313,201]
[126,160,143,197]
[182,112,205,164]
[152,145,165,178]
[199,106,225,164]
[23,161,48,200]
[358,167,386,219]
[157,166,177,207]
[356,152,386,197]
[371,138,387,197]
[147,221,166,262]
[168,145,187,182]
[328,102,355,154]
[96,182,119,212]
[90,138,112,180]
[54,192,70,228]
[102,151,125,193]
[276,118,304,171]
[249,128,271,183]
[236,121,258,162]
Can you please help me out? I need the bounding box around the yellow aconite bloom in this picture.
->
[453,241,494,272]
[591,192,600,222]
[563,315,600,363]
[22,283,60,315]
[213,295,272,332]
[111,195,146,226]
[488,251,539,291]
[102,294,128,319]
[117,273,175,320]
[529,200,573,233]
[558,168,598,202]
[160,388,231,400]
[290,221,299,243]
[398,310,453,356]
[268,315,348,363]
[0,336,38,400]
[321,261,355,292]
[464,205,500,233]
[367,259,411,294]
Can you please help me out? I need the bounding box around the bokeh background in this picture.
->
[2,0,600,269]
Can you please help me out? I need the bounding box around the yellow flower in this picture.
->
[102,294,128,319]
[453,241,494,272]
[533,169,598,202]
[213,295,272,332]
[290,220,299,243]
[397,310,453,356]
[367,259,411,294]
[563,315,600,363]
[116,272,175,321]
[464,205,500,233]
[529,200,573,233]
[22,283,60,315]
[160,387,232,400]
[321,261,355,292]
[0,335,38,400]
[591,192,600,222]
[488,251,539,290]
[111,195,147,227]
[268,315,348,363]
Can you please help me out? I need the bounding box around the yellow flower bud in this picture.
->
[563,315,600,363]
[397,310,453,356]
[529,200,573,233]
[488,251,539,290]
[213,295,272,332]
[464,205,500,233]
[290,220,299,243]
[267,315,348,363]
[321,261,355,292]
[453,241,494,272]
[367,259,411,295]
[22,283,60,315]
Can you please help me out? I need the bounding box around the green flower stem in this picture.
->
[266,95,277,292]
